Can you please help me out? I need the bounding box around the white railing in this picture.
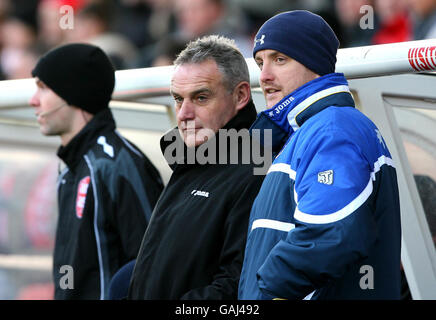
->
[0,39,436,109]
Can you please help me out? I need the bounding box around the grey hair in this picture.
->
[174,35,250,92]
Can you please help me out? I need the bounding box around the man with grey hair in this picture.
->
[127,35,265,299]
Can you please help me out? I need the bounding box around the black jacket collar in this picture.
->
[57,108,116,170]
[160,100,258,171]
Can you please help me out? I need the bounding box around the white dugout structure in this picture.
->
[0,39,435,299]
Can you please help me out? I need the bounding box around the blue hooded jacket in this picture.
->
[238,73,401,300]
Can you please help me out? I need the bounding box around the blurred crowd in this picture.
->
[0,0,435,80]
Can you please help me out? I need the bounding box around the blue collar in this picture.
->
[250,73,355,153]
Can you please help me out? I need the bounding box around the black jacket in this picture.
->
[128,101,265,299]
[54,109,163,299]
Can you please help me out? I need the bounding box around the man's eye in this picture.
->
[256,61,263,70]
[197,95,208,103]
[173,96,183,104]
[276,57,286,63]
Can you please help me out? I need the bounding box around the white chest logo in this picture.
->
[97,136,114,157]
[191,190,210,198]
[318,170,334,185]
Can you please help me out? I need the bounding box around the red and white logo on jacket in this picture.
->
[76,176,90,219]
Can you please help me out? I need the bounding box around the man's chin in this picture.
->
[183,138,199,148]
[182,128,215,148]
[39,127,52,136]
[183,135,208,148]
[265,98,281,108]
[39,126,62,137]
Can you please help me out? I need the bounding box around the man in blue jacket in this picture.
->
[238,10,402,300]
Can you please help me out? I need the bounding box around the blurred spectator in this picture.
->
[132,0,253,68]
[301,1,343,52]
[145,0,176,48]
[0,0,11,22]
[372,0,412,44]
[229,0,297,36]
[406,0,436,39]
[133,33,186,68]
[66,1,139,69]
[37,0,63,49]
[0,16,37,79]
[36,0,88,51]
[0,0,39,79]
[335,0,376,47]
[150,35,187,67]
[172,0,252,56]
[8,0,39,27]
[0,45,39,80]
[64,1,112,43]
[112,0,167,50]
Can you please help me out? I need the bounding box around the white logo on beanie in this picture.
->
[254,34,265,47]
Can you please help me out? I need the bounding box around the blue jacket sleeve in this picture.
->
[256,129,378,299]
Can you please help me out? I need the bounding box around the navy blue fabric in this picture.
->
[253,10,339,76]
[108,260,136,300]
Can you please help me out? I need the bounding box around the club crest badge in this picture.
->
[76,176,90,218]
[318,170,333,185]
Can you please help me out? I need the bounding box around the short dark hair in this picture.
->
[174,35,250,93]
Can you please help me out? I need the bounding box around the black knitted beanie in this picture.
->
[32,43,115,114]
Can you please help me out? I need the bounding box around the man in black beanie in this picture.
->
[238,10,402,300]
[29,43,164,299]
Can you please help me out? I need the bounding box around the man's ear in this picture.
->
[233,81,251,111]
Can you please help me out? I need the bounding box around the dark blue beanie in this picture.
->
[253,10,339,76]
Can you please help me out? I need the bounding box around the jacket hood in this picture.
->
[57,108,116,169]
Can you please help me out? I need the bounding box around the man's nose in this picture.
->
[177,99,195,122]
[29,92,40,108]
[259,62,274,84]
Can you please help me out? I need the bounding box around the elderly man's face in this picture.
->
[171,59,239,147]
[255,49,319,108]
